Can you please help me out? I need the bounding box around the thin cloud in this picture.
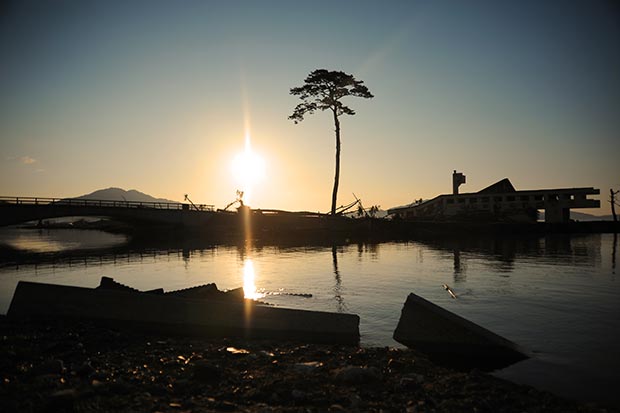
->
[20,156,37,164]
[357,23,412,78]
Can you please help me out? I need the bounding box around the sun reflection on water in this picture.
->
[242,259,264,300]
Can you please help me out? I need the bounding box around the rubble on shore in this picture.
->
[0,316,612,413]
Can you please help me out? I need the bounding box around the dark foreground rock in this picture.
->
[0,316,613,413]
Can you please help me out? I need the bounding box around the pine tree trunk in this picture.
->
[331,110,341,216]
[612,189,618,222]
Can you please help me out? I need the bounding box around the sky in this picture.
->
[1,0,619,214]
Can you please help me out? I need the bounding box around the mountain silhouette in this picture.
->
[539,210,613,222]
[74,187,178,204]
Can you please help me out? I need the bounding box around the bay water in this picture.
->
[0,227,618,407]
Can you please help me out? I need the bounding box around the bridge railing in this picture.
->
[0,196,215,211]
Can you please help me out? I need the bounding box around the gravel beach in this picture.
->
[0,316,614,413]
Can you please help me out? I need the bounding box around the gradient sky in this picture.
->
[1,0,618,214]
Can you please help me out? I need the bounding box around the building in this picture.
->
[388,171,600,223]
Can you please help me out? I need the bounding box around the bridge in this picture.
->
[0,196,227,228]
[0,196,361,239]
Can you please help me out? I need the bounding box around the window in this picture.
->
[469,198,478,203]
[458,198,465,204]
[447,199,454,204]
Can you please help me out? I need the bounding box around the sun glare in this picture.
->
[231,134,266,202]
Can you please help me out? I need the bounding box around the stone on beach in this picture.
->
[0,316,607,413]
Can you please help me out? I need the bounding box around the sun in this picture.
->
[231,134,266,201]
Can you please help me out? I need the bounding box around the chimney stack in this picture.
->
[452,170,466,195]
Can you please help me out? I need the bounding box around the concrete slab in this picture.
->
[8,281,360,345]
[393,293,528,370]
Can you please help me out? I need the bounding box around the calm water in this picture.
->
[0,228,618,407]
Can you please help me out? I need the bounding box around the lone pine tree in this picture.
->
[289,69,373,215]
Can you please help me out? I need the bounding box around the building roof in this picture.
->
[477,178,515,194]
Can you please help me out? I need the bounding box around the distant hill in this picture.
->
[570,211,613,221]
[74,187,179,204]
[539,211,613,222]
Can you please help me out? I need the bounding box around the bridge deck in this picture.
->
[0,196,220,227]
[0,196,213,211]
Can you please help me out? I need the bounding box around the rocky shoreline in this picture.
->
[0,316,613,413]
